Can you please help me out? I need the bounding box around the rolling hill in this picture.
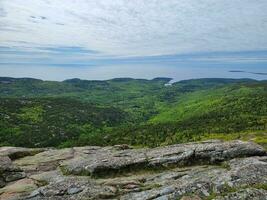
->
[0,77,266,148]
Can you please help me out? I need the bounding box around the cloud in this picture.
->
[0,0,267,57]
[38,47,99,54]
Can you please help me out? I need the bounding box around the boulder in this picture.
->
[147,140,266,166]
[60,146,148,177]
[14,148,75,174]
[0,147,44,160]
[0,156,25,188]
[0,178,37,200]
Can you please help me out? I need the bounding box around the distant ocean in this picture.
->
[0,63,266,82]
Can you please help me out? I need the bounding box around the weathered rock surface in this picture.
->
[0,140,266,200]
[0,147,44,160]
[60,140,265,177]
[0,156,26,189]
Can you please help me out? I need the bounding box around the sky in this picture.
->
[0,0,267,81]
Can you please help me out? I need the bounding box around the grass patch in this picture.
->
[140,183,161,191]
[200,131,267,150]
[219,162,231,170]
[253,183,267,190]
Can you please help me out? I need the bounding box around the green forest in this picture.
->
[0,77,266,148]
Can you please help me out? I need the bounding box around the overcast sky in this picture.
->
[0,0,267,80]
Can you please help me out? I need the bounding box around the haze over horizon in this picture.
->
[0,0,267,80]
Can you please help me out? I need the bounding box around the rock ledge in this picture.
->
[0,140,266,200]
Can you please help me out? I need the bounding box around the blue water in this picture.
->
[0,63,266,82]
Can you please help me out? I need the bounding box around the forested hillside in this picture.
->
[0,77,266,148]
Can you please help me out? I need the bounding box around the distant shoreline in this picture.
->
[0,76,259,84]
[229,70,267,76]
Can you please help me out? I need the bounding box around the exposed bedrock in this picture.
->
[0,140,266,200]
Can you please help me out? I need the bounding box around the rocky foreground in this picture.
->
[0,140,266,200]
